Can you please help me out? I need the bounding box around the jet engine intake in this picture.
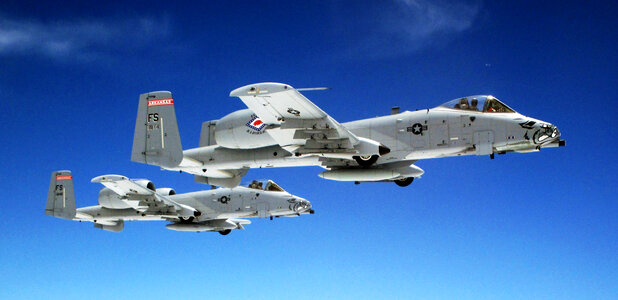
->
[354,137,390,157]
[215,109,278,149]
[133,179,155,192]
[155,188,176,196]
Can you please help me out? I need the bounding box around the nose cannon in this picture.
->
[536,123,565,148]
[288,197,313,215]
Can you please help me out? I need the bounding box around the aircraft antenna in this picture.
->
[295,87,330,92]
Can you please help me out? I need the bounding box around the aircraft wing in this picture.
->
[92,175,155,196]
[91,175,200,217]
[230,82,386,157]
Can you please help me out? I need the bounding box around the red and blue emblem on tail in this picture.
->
[246,115,266,132]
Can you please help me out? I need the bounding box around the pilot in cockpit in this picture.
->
[247,180,285,192]
[438,95,516,114]
[248,180,262,189]
[470,98,479,111]
[455,98,468,110]
[486,100,497,112]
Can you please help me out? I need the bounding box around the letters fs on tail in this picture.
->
[131,91,183,168]
[45,170,76,220]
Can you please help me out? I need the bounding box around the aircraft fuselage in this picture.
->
[76,186,311,224]
[176,107,561,173]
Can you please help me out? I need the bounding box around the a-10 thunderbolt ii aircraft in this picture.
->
[131,82,565,188]
[45,170,313,234]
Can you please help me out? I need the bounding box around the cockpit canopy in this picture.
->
[243,179,286,192]
[438,95,516,113]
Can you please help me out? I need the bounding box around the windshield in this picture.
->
[438,95,516,113]
[243,179,286,192]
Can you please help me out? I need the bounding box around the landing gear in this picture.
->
[179,216,195,223]
[353,155,378,167]
[218,229,232,236]
[394,177,414,187]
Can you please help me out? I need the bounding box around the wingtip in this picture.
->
[91,174,128,183]
[229,82,294,97]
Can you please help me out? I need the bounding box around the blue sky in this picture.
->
[1,0,616,299]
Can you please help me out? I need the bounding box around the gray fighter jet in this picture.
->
[131,83,565,187]
[45,171,313,234]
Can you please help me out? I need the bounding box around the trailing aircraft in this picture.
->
[45,170,313,234]
[131,83,565,188]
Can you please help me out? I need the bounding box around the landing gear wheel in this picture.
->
[354,155,378,167]
[179,216,195,223]
[218,229,232,236]
[394,177,414,187]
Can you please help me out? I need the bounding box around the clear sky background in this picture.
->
[1,1,616,299]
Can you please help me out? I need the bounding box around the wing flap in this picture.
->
[230,82,371,155]
[91,175,199,217]
[91,175,154,196]
[230,82,327,122]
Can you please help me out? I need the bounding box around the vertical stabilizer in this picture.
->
[45,170,76,220]
[199,120,217,147]
[131,91,183,168]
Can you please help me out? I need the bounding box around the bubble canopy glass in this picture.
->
[438,95,516,113]
[242,179,286,192]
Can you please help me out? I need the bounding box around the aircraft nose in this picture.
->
[542,123,559,141]
[289,197,312,213]
[534,122,565,147]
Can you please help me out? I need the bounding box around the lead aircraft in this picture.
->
[45,170,312,234]
[131,82,565,188]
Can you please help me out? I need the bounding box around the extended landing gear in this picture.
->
[179,216,195,223]
[353,155,378,167]
[218,229,232,236]
[394,177,414,187]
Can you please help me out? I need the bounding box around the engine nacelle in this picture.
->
[132,179,155,191]
[354,137,391,156]
[98,188,131,209]
[215,109,277,149]
[156,188,176,196]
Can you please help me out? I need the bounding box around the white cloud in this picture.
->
[0,15,172,61]
[342,0,481,58]
[391,0,479,39]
